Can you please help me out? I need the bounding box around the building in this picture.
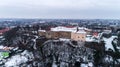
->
[51,31,71,39]
[71,31,86,41]
[39,26,89,41]
[38,30,46,37]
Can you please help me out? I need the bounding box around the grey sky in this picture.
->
[0,0,120,19]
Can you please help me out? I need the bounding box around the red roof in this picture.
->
[93,32,98,36]
[0,28,10,34]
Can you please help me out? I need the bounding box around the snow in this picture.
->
[103,36,117,51]
[59,38,70,41]
[32,31,37,33]
[72,30,86,34]
[52,62,57,67]
[12,47,19,51]
[0,46,4,49]
[5,55,28,67]
[51,26,74,32]
[35,35,39,39]
[32,39,36,42]
[88,62,93,67]
[103,30,112,33]
[85,35,98,42]
[81,64,88,67]
[117,59,120,62]
[38,30,46,32]
[0,36,3,38]
[86,37,95,42]
[5,50,34,67]
[60,62,67,67]
[51,26,87,34]
[104,55,113,62]
[81,62,93,67]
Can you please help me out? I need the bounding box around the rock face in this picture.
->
[0,39,94,67]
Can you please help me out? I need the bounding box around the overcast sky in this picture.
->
[0,0,120,19]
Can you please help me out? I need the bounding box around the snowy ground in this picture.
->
[85,35,98,42]
[81,62,93,67]
[103,36,117,51]
[59,38,70,41]
[5,50,34,67]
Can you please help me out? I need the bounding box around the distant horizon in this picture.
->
[0,17,120,20]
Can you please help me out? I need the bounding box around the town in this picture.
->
[0,19,120,67]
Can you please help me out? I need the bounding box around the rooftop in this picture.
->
[51,26,87,34]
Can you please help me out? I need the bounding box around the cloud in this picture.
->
[0,0,95,9]
[0,0,120,9]
[0,0,120,19]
